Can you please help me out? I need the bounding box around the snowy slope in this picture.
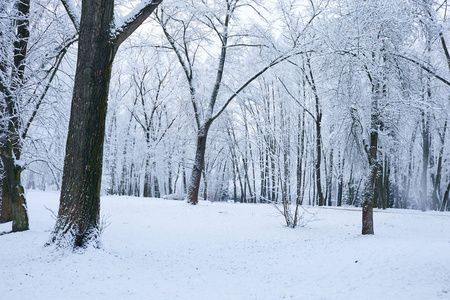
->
[1,190,449,300]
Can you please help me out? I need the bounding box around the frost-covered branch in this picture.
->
[392,53,450,87]
[156,10,201,128]
[209,50,309,124]
[22,36,78,140]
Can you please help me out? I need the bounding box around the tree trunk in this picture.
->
[187,125,209,204]
[362,125,379,235]
[327,148,333,206]
[384,157,390,209]
[420,110,430,211]
[0,141,29,231]
[362,76,381,235]
[153,172,160,198]
[0,178,12,223]
[306,55,324,207]
[362,166,376,235]
[143,158,152,197]
[432,119,446,210]
[167,155,173,195]
[50,0,116,248]
[337,156,344,207]
[182,157,187,194]
[441,182,450,212]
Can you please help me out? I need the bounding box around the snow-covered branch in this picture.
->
[111,0,163,47]
[60,0,81,33]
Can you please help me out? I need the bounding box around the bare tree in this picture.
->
[157,0,314,205]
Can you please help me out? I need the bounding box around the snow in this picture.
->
[1,190,450,299]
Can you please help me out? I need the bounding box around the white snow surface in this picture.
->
[1,190,450,299]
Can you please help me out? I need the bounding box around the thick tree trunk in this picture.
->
[187,125,209,204]
[50,0,116,248]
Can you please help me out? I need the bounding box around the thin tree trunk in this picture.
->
[187,125,209,204]
[441,182,450,212]
[383,157,390,209]
[327,148,333,206]
[293,109,305,225]
[143,158,152,197]
[420,110,430,212]
[182,157,187,194]
[168,153,173,195]
[337,156,344,207]
[305,55,324,206]
[432,119,447,210]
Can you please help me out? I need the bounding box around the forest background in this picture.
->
[1,0,449,244]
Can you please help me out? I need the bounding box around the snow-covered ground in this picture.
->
[1,190,449,300]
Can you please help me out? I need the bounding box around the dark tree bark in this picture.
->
[50,0,162,248]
